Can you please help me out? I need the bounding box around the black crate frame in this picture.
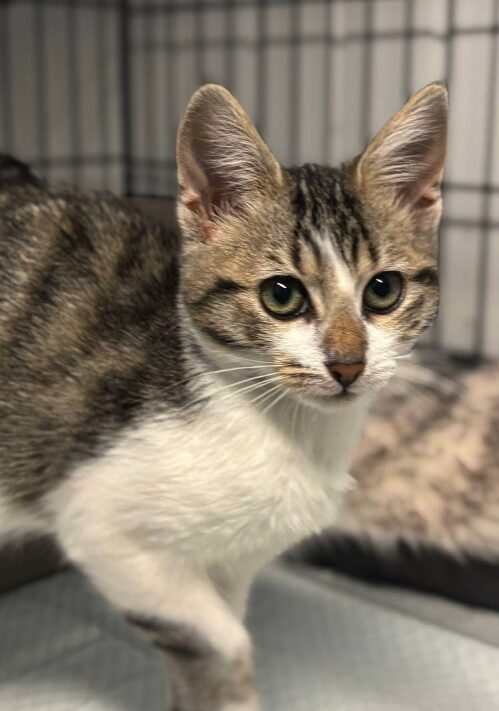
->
[0,0,498,358]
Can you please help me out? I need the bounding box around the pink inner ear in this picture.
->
[414,184,441,210]
[412,166,444,210]
[182,190,217,243]
[415,195,437,209]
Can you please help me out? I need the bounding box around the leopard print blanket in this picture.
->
[334,353,499,560]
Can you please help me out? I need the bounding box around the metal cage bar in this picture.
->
[0,0,498,358]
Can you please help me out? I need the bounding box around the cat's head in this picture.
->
[176,83,447,410]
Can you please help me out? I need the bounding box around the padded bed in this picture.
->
[1,564,499,710]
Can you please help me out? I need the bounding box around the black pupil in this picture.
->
[272,281,292,305]
[371,275,391,298]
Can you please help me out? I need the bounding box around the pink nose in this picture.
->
[326,361,365,388]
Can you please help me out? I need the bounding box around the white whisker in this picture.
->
[246,383,283,409]
[292,400,300,441]
[397,361,458,393]
[215,375,282,404]
[161,364,274,397]
[260,388,288,417]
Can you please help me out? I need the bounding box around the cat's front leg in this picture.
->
[57,524,259,711]
[131,607,258,711]
[157,623,258,711]
[157,568,260,711]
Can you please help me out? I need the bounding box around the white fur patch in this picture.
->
[275,320,325,373]
[319,230,356,301]
[359,322,398,394]
[34,378,367,657]
[49,389,366,568]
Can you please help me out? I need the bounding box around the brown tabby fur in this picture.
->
[0,82,447,711]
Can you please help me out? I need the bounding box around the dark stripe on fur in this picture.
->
[265,250,287,268]
[127,614,214,659]
[402,296,427,334]
[340,179,378,265]
[289,172,324,271]
[413,267,438,287]
[194,279,247,307]
[291,238,302,272]
[287,164,378,268]
[203,326,247,349]
[0,187,192,506]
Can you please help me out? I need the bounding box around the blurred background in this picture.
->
[1,2,499,708]
[1,0,498,358]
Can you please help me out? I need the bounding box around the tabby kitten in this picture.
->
[0,83,447,710]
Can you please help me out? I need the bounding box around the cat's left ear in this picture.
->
[177,84,283,242]
[355,82,448,227]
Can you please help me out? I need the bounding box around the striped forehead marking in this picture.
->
[288,163,378,270]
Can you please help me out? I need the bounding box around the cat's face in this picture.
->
[177,84,447,410]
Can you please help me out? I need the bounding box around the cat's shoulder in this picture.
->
[0,183,180,284]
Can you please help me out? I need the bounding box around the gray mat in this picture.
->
[1,565,499,710]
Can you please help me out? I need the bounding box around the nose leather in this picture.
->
[326,361,365,388]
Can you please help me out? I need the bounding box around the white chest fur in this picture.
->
[50,388,368,569]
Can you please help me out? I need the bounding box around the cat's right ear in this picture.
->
[355,82,448,231]
[176,84,282,242]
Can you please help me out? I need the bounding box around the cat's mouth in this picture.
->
[334,390,358,401]
[275,364,363,406]
[305,389,360,408]
[280,382,363,410]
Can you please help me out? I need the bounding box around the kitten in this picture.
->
[0,83,447,710]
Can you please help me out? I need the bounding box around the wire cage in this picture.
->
[0,0,498,358]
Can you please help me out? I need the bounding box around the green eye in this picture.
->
[260,276,308,319]
[363,271,404,313]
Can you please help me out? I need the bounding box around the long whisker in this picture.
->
[260,388,288,417]
[292,400,300,441]
[386,378,437,408]
[225,353,275,365]
[248,383,283,409]
[210,371,279,392]
[162,364,274,397]
[192,364,273,380]
[397,362,458,393]
[214,375,282,404]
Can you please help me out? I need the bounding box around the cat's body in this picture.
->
[51,368,366,590]
[0,185,185,511]
[0,82,447,710]
[0,179,368,709]
[0,182,363,551]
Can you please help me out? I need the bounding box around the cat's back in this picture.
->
[0,183,177,322]
[0,181,185,509]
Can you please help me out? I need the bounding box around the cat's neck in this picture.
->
[179,308,370,477]
[188,352,367,474]
[265,392,368,478]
